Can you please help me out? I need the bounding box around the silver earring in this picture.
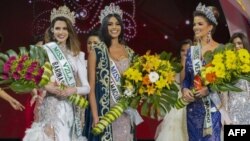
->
[207,31,211,44]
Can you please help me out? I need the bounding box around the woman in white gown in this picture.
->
[227,32,250,124]
[23,5,90,141]
[155,39,192,141]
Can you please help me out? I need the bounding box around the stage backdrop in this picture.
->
[0,0,231,140]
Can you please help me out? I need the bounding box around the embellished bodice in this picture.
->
[228,79,250,124]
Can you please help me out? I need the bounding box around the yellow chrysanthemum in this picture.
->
[212,53,224,65]
[225,59,237,70]
[238,49,250,64]
[240,64,250,73]
[214,63,226,78]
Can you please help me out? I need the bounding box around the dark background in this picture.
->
[0,0,231,140]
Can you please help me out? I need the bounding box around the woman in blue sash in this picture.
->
[84,3,142,141]
[23,5,90,141]
[182,3,222,141]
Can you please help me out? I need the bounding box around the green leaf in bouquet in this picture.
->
[19,47,28,55]
[0,59,4,73]
[171,61,182,73]
[224,43,235,50]
[213,44,227,54]
[9,80,35,93]
[130,96,141,109]
[159,98,171,113]
[141,101,149,117]
[6,49,18,57]
[216,85,231,92]
[29,45,38,60]
[38,47,48,65]
[0,52,9,62]
[0,79,12,85]
[149,104,156,119]
[160,51,172,60]
[224,83,243,92]
[169,83,179,92]
[238,75,250,82]
[210,84,220,92]
[161,89,178,105]
[203,50,213,64]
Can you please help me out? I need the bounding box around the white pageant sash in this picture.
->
[191,45,202,76]
[110,58,122,103]
[43,42,76,87]
[191,45,212,136]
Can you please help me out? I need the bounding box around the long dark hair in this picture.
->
[44,16,80,56]
[230,32,250,51]
[99,14,125,47]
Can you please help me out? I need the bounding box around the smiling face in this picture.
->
[52,20,69,45]
[193,16,213,40]
[232,37,244,50]
[107,16,121,39]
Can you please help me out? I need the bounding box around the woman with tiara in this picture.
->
[182,3,228,141]
[84,3,143,141]
[23,5,90,141]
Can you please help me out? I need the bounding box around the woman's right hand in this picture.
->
[182,88,195,102]
[44,82,61,96]
[92,116,99,127]
[9,98,25,111]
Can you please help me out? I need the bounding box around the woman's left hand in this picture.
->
[194,86,209,98]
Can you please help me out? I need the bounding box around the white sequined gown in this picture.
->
[111,58,134,141]
[228,79,250,124]
[23,51,90,141]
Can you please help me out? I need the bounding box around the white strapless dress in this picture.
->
[155,91,188,141]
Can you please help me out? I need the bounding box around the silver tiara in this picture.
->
[196,3,218,25]
[99,3,123,23]
[50,5,76,25]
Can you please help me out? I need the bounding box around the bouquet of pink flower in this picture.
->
[0,45,88,108]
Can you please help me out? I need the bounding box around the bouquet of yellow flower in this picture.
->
[92,51,181,135]
[0,45,88,108]
[201,43,250,92]
[175,43,250,109]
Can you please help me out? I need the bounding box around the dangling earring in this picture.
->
[207,31,211,44]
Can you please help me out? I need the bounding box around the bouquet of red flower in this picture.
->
[0,45,88,108]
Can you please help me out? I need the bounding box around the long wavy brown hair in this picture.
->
[44,16,80,56]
